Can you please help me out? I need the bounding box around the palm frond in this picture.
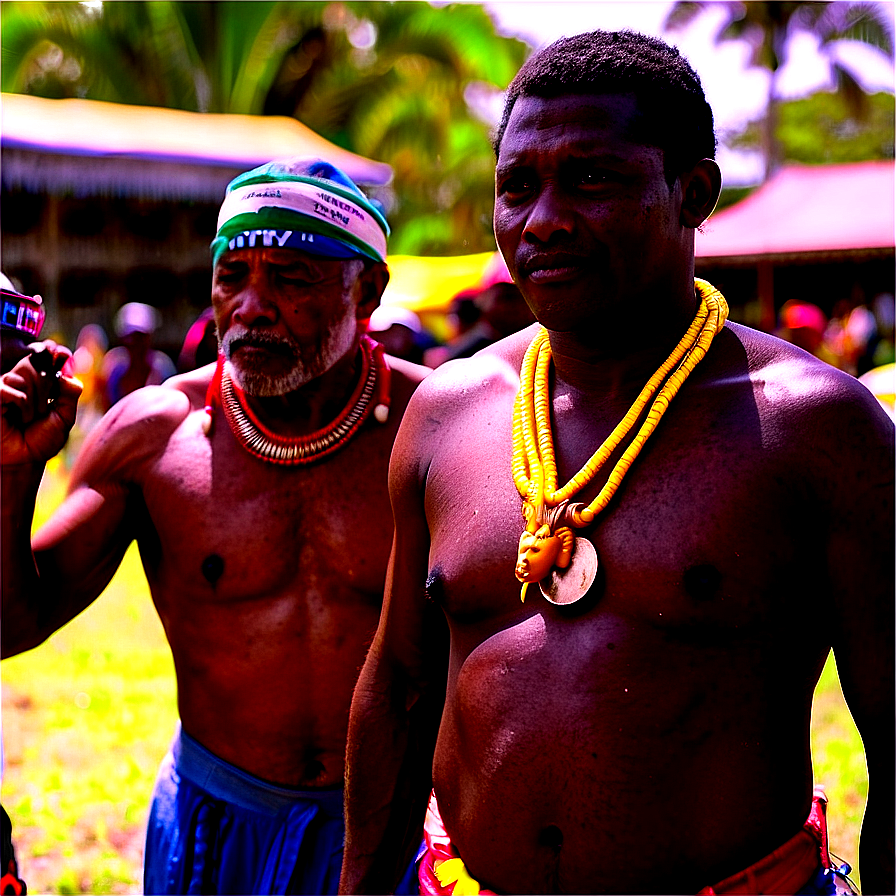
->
[664,1,714,32]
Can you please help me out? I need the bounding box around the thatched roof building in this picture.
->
[1,93,391,354]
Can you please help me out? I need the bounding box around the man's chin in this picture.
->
[228,361,309,398]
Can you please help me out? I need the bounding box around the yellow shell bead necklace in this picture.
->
[511,278,729,605]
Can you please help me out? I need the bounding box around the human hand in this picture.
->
[1,341,82,466]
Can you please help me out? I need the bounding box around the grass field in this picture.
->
[0,462,870,894]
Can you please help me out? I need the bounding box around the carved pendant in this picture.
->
[515,500,598,606]
[539,536,598,605]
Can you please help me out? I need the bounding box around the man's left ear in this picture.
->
[355,262,390,320]
[679,159,722,229]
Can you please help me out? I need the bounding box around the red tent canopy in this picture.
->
[697,161,895,261]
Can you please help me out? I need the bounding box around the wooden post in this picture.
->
[757,260,776,332]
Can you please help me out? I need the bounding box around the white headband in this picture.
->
[217,181,388,262]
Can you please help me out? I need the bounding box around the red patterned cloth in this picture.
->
[418,792,495,896]
[697,789,831,895]
[418,789,833,896]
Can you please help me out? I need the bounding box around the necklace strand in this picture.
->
[512,279,728,599]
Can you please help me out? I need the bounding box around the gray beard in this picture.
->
[221,316,357,397]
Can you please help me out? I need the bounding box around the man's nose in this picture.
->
[232,285,278,327]
[522,185,575,245]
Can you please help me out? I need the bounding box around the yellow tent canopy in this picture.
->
[380,252,498,340]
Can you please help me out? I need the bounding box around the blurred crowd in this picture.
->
[774,290,895,421]
[776,291,895,377]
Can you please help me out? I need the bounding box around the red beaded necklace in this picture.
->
[203,334,391,465]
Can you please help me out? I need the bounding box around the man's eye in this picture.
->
[216,267,245,283]
[499,174,534,198]
[576,170,614,189]
[278,267,323,285]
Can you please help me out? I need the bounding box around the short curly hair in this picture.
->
[494,30,716,185]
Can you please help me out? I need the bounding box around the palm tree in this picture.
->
[1,2,343,112]
[283,2,528,253]
[0,1,529,254]
[664,1,894,179]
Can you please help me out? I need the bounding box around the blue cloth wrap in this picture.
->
[144,725,419,895]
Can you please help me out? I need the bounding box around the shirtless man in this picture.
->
[339,32,894,896]
[2,158,428,895]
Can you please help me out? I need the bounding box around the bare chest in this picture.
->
[424,382,814,637]
[133,409,395,600]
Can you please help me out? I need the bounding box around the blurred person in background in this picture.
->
[177,306,218,373]
[865,292,895,372]
[824,292,880,377]
[423,288,482,367]
[429,272,535,364]
[445,289,482,339]
[776,300,839,368]
[102,301,176,407]
[1,158,428,895]
[368,304,435,365]
[855,294,896,423]
[844,302,878,378]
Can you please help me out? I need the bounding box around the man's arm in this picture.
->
[2,343,85,653]
[2,350,160,656]
[340,389,449,894]
[821,377,894,895]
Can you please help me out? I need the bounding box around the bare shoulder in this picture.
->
[723,321,894,473]
[161,362,217,406]
[102,365,210,431]
[407,325,537,412]
[70,364,214,482]
[389,327,536,483]
[384,354,432,412]
[727,321,886,412]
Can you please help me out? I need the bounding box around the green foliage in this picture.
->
[0,1,320,110]
[667,2,893,72]
[3,487,177,894]
[664,1,895,178]
[732,90,895,164]
[811,653,869,891]
[0,0,530,255]
[716,184,755,212]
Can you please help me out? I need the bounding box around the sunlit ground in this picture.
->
[0,460,869,894]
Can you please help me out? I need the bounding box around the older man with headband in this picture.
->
[2,158,429,894]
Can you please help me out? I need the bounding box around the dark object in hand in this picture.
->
[29,348,62,402]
